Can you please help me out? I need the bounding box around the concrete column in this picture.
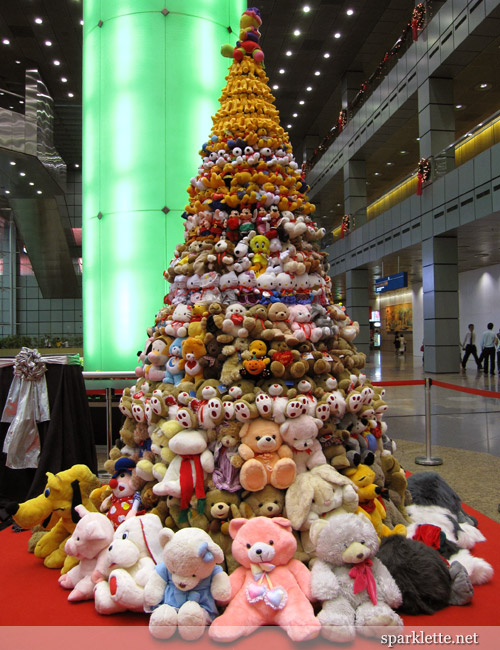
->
[422,235,459,373]
[346,268,370,357]
[343,159,366,227]
[341,71,364,110]
[418,77,455,177]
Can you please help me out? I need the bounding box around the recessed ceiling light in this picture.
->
[53,60,61,66]
[15,60,21,64]
[314,71,321,76]
[323,52,330,58]
[19,100,23,104]
[61,77,68,83]
[9,106,13,109]
[334,32,341,39]
[399,150,408,155]
[416,137,421,141]
[272,84,279,90]
[68,92,74,98]
[35,18,43,25]
[347,9,354,16]
[386,162,394,166]
[19,172,26,177]
[5,190,10,195]
[75,164,80,168]
[285,50,292,56]
[374,172,381,176]
[306,86,312,91]
[477,82,491,90]
[29,182,34,186]
[303,5,311,12]
[279,68,285,74]
[45,40,52,46]
[293,113,298,117]
[36,190,43,194]
[299,100,305,105]
[9,161,16,166]
[293,29,301,36]
[2,39,10,45]
[455,103,466,110]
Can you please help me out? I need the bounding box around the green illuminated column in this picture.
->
[82,0,245,370]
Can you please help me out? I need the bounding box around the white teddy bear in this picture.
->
[310,513,403,643]
[93,513,164,614]
[144,527,231,640]
[222,304,249,339]
[280,414,326,473]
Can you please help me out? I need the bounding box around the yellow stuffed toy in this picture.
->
[6,464,101,572]
[343,463,406,539]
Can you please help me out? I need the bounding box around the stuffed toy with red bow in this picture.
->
[309,512,403,643]
[100,457,146,529]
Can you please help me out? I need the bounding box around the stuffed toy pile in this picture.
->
[9,7,493,643]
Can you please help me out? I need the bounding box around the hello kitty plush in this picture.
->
[164,305,192,338]
[274,272,294,304]
[186,274,202,304]
[256,272,277,303]
[219,271,239,303]
[288,305,323,343]
[200,272,221,304]
[238,271,260,306]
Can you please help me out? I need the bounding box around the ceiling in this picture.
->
[1,0,499,301]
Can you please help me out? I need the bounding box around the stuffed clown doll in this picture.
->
[100,458,145,529]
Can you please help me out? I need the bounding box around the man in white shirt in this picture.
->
[461,324,480,371]
[479,323,498,375]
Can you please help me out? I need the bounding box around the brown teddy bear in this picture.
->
[240,484,286,518]
[235,418,296,491]
[242,304,275,341]
[268,340,308,380]
[220,337,251,386]
[199,333,226,380]
[204,489,242,573]
[266,302,299,345]
[317,421,351,471]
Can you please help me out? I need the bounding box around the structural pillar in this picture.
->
[346,268,370,357]
[82,0,244,371]
[343,159,367,227]
[418,77,455,178]
[422,235,459,373]
[341,71,364,110]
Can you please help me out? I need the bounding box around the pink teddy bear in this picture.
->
[209,517,320,643]
[288,304,323,343]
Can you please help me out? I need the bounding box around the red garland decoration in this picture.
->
[338,109,347,134]
[340,214,352,239]
[416,158,431,196]
[411,4,426,41]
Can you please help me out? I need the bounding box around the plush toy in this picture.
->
[58,505,115,601]
[242,303,275,340]
[209,517,320,642]
[182,336,207,383]
[6,464,101,571]
[241,484,285,519]
[254,377,294,422]
[153,428,214,522]
[100,458,146,529]
[279,414,326,473]
[268,340,308,380]
[285,465,359,556]
[176,379,224,431]
[377,534,474,615]
[211,420,243,492]
[93,513,164,614]
[136,420,181,483]
[199,333,226,380]
[309,513,403,642]
[204,489,242,574]
[236,418,296,491]
[220,337,251,386]
[144,335,171,381]
[288,304,324,343]
[266,302,299,344]
[144,527,231,640]
[343,464,406,539]
[221,303,249,339]
[164,304,192,338]
[317,422,351,470]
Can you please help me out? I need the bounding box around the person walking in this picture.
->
[398,333,406,356]
[394,332,400,355]
[479,323,498,375]
[461,324,481,371]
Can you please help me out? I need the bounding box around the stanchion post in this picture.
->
[105,387,113,457]
[415,377,443,466]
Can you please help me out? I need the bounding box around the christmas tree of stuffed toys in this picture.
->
[109,6,403,552]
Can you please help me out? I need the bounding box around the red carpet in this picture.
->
[0,505,497,648]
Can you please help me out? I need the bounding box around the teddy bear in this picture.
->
[254,377,294,423]
[285,465,359,556]
[210,420,242,492]
[181,336,207,383]
[209,517,320,643]
[93,513,164,614]
[242,303,275,340]
[144,527,231,640]
[309,512,403,642]
[342,464,407,539]
[153,428,214,522]
[58,505,115,601]
[135,420,182,483]
[280,414,326,473]
[266,302,300,344]
[288,304,324,343]
[198,333,226,380]
[204,489,242,574]
[267,340,308,381]
[240,485,285,519]
[221,303,249,340]
[162,494,210,532]
[220,337,251,386]
[176,379,224,431]
[317,422,351,471]
[235,418,296,492]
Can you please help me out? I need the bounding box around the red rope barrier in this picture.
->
[431,379,500,399]
[371,380,426,387]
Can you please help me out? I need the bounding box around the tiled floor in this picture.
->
[366,350,500,458]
